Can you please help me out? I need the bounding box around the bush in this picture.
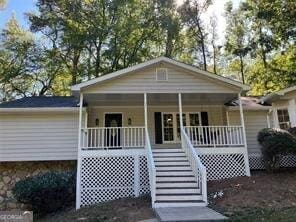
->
[288,127,296,137]
[258,128,296,171]
[12,171,76,215]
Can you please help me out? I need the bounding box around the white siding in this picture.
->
[0,112,80,161]
[83,64,239,94]
[88,105,226,147]
[228,110,269,155]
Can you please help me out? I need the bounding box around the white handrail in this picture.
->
[181,127,207,204]
[81,126,145,150]
[145,128,156,207]
[184,125,245,147]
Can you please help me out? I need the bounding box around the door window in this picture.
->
[163,114,174,142]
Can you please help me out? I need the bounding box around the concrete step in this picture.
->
[156,188,201,194]
[154,201,207,208]
[155,206,228,221]
[156,194,203,201]
[156,176,195,182]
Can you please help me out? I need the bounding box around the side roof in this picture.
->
[71,56,250,92]
[261,86,296,103]
[0,96,79,108]
[226,96,271,111]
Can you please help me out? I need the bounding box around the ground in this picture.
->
[37,169,296,222]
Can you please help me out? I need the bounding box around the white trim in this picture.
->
[0,107,80,113]
[238,93,250,176]
[71,57,249,91]
[227,106,271,111]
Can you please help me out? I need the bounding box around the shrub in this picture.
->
[258,128,296,171]
[12,171,76,215]
[288,127,296,137]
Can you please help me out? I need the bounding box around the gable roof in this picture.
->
[0,96,79,108]
[71,57,250,92]
[261,86,296,103]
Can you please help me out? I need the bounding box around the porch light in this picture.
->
[128,118,132,126]
[95,118,99,126]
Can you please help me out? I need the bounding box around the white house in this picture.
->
[0,57,295,210]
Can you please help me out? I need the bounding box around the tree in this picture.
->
[0,0,6,10]
[224,1,252,84]
[178,0,212,70]
[208,14,220,74]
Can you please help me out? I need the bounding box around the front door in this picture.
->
[105,113,122,147]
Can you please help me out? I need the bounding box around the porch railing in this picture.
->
[184,126,245,147]
[181,127,207,203]
[145,127,156,207]
[81,127,145,149]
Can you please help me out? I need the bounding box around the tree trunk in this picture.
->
[239,55,245,84]
[200,36,207,71]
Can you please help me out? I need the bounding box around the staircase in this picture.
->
[152,148,207,208]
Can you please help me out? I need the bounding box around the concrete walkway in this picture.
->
[155,207,227,222]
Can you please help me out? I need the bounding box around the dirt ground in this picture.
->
[37,196,154,222]
[37,169,296,221]
[208,169,296,212]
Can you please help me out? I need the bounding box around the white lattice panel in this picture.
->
[249,155,265,170]
[139,156,150,195]
[249,155,296,170]
[80,154,149,207]
[200,153,246,180]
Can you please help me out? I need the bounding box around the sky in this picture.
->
[0,0,241,43]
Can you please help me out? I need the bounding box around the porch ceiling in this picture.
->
[83,93,238,106]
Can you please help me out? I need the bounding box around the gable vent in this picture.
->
[156,68,168,81]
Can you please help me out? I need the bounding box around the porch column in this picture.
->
[238,93,251,176]
[144,93,148,129]
[288,99,296,127]
[76,93,84,209]
[178,93,183,128]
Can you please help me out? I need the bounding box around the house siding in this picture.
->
[228,110,269,155]
[0,112,80,161]
[83,65,239,94]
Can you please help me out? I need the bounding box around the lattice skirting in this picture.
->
[199,153,247,180]
[79,154,149,207]
[249,155,296,170]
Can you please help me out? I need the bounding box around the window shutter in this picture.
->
[201,112,209,126]
[154,112,163,144]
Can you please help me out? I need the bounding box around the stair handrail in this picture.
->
[181,127,207,204]
[145,127,156,207]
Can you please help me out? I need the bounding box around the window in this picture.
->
[277,109,290,130]
[163,114,174,142]
[156,68,168,81]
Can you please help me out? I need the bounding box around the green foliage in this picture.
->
[12,171,76,214]
[257,128,296,171]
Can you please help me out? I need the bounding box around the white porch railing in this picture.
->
[181,128,207,203]
[81,127,145,149]
[184,126,245,147]
[145,128,156,207]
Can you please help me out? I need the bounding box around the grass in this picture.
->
[227,207,296,222]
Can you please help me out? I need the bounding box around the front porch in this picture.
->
[76,92,250,208]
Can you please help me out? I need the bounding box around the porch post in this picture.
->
[178,93,183,128]
[76,93,84,209]
[238,93,251,176]
[144,93,148,129]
